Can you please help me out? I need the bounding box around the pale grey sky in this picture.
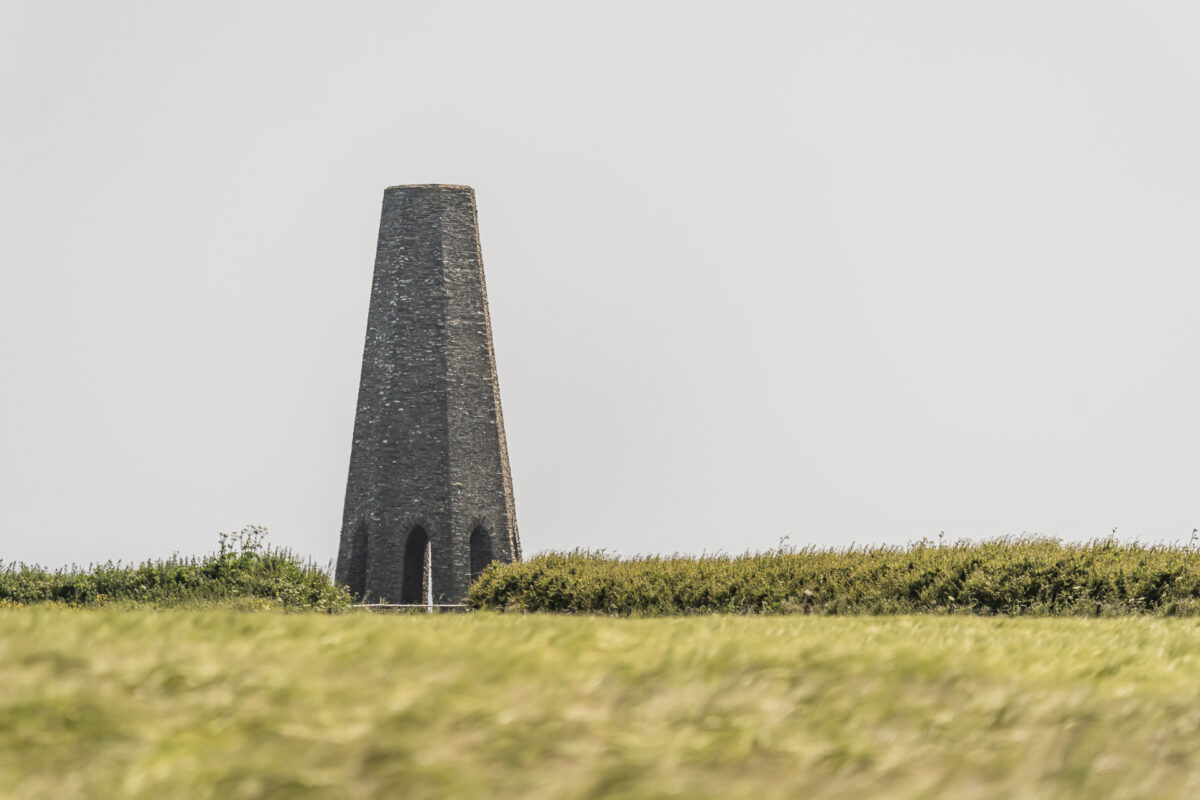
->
[3,1,1200,567]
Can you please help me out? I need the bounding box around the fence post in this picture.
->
[426,543,433,614]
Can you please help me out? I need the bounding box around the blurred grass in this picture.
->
[4,610,1200,799]
[469,538,1200,615]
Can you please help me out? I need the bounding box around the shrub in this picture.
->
[0,526,350,611]
[467,537,1200,616]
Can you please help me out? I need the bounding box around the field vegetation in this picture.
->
[4,610,1200,799]
[469,537,1200,616]
[7,538,1200,796]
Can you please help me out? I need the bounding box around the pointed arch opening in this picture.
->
[470,526,494,584]
[401,526,430,604]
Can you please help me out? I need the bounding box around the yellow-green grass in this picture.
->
[3,610,1200,799]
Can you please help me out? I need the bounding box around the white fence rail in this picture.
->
[353,542,472,612]
[351,603,469,613]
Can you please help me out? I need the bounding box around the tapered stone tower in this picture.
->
[336,184,520,604]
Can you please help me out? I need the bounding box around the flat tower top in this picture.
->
[385,183,474,192]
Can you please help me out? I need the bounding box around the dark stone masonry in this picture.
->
[336,185,520,604]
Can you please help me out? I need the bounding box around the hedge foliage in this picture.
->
[0,527,350,610]
[467,538,1200,616]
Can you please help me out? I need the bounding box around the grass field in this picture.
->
[4,610,1200,799]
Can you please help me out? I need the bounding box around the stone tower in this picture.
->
[336,184,520,604]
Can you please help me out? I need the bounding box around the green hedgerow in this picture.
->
[467,537,1200,616]
[0,526,350,611]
